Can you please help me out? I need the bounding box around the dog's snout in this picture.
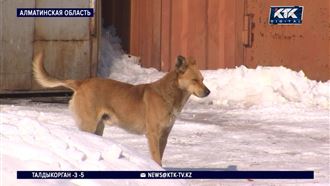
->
[204,87,210,97]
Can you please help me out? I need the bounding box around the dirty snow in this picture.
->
[0,27,329,186]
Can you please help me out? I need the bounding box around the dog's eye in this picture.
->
[192,79,198,83]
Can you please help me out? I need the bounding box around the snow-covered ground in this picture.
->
[1,27,329,185]
[1,99,329,186]
[0,101,186,186]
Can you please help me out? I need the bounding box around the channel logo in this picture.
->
[269,6,303,25]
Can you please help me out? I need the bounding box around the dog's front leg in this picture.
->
[144,89,168,166]
[146,133,162,165]
[159,127,171,160]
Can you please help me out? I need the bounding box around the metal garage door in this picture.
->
[0,0,100,93]
[243,0,330,81]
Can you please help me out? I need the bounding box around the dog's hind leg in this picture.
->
[95,120,105,136]
[69,96,100,135]
[94,114,110,136]
[76,115,99,134]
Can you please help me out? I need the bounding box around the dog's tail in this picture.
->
[33,53,81,91]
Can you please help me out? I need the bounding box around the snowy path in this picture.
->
[1,99,329,186]
[111,103,330,186]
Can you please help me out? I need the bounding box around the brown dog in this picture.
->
[33,53,210,165]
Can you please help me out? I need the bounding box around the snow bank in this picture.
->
[0,105,186,186]
[196,66,330,109]
[100,27,329,109]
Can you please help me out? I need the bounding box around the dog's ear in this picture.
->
[175,55,187,73]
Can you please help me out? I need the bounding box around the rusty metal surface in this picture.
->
[129,0,329,80]
[130,0,243,71]
[0,0,3,71]
[32,41,91,90]
[2,0,329,94]
[244,0,330,81]
[1,0,97,92]
[130,0,161,69]
[35,0,90,40]
[0,0,35,91]
[90,0,101,77]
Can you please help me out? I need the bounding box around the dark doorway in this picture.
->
[101,0,131,53]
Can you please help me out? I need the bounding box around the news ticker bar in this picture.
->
[17,171,314,179]
[17,8,94,17]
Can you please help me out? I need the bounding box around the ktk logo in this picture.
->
[269,6,303,25]
[274,8,298,18]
